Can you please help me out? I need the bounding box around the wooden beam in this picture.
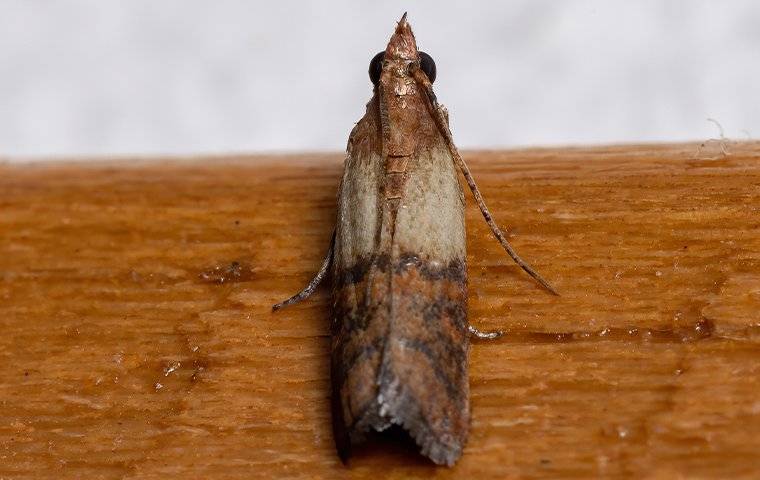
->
[1,142,759,478]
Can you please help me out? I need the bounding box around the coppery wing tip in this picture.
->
[399,12,408,24]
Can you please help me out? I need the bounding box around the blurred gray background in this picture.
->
[1,0,758,159]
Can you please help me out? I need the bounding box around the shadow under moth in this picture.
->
[273,13,556,467]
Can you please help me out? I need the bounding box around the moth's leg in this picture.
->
[468,325,503,340]
[411,68,558,296]
[272,231,335,311]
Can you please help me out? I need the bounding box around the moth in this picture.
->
[273,14,555,467]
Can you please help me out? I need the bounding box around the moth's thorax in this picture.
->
[380,77,429,157]
[381,66,418,101]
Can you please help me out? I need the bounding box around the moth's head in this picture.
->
[369,13,436,87]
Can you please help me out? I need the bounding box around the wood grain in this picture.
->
[1,143,759,479]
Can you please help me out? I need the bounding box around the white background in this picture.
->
[1,1,758,159]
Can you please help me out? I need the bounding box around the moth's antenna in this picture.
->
[412,68,559,296]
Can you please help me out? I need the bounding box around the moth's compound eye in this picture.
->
[369,51,385,85]
[419,51,436,84]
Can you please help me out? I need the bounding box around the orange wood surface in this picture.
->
[1,142,759,479]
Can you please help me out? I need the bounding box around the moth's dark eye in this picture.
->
[369,51,385,85]
[419,51,436,84]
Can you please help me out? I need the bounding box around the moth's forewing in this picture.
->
[330,16,469,467]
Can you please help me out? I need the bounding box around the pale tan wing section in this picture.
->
[392,142,466,262]
[333,150,383,272]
